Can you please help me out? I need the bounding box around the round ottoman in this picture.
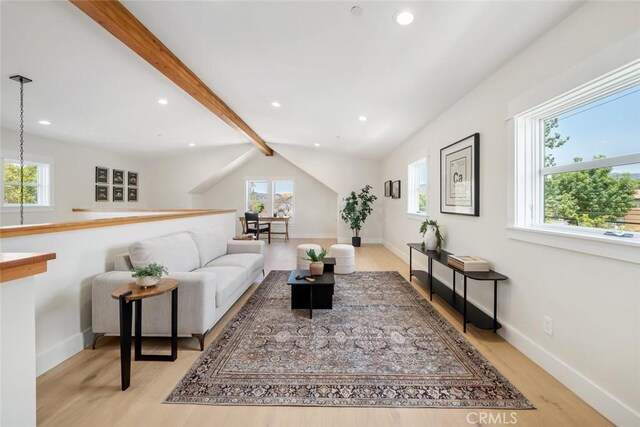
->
[296,244,322,270]
[330,244,355,274]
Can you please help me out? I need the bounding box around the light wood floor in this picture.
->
[37,239,612,426]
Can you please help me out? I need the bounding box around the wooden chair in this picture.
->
[244,212,271,244]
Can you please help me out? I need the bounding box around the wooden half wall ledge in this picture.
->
[0,253,57,284]
[0,209,235,238]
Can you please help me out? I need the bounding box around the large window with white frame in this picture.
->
[246,178,294,217]
[513,61,640,242]
[407,158,428,215]
[1,158,51,207]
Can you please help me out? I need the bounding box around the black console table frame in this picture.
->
[408,243,507,333]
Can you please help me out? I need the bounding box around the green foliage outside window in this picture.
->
[3,163,38,205]
[543,120,639,230]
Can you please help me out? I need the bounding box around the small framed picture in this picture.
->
[113,169,124,185]
[128,187,138,202]
[95,167,109,184]
[391,180,401,199]
[113,186,124,202]
[95,185,109,201]
[384,180,392,197]
[128,171,138,187]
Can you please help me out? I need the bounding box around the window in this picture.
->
[407,158,428,215]
[513,61,640,245]
[273,180,294,217]
[2,159,51,207]
[246,179,294,217]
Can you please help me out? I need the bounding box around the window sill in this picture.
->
[406,213,428,222]
[506,225,640,264]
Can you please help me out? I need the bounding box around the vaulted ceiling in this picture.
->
[1,1,581,158]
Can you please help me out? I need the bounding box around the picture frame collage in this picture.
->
[384,180,401,199]
[95,167,138,202]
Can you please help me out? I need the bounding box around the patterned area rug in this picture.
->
[166,271,533,408]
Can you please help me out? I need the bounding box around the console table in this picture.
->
[407,243,507,333]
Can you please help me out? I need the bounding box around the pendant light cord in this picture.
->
[19,79,25,225]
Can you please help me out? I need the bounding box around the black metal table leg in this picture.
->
[452,270,456,303]
[135,291,179,361]
[134,299,142,360]
[118,291,133,391]
[428,257,433,301]
[463,276,468,333]
[493,280,498,333]
[309,284,313,319]
[409,247,413,280]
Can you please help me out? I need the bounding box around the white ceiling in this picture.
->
[1,1,581,158]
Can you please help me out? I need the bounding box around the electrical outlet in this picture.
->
[543,316,553,336]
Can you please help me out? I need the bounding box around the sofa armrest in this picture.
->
[226,240,265,255]
[92,270,217,335]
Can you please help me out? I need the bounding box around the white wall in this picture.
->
[145,144,257,209]
[272,143,385,243]
[382,3,640,425]
[0,128,149,226]
[0,212,235,375]
[202,153,337,238]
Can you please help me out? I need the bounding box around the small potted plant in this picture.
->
[420,219,444,251]
[131,262,169,287]
[305,247,327,276]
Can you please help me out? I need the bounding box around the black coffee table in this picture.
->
[287,265,335,319]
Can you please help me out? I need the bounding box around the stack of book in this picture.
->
[447,255,490,272]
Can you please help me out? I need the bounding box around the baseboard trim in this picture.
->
[499,323,638,426]
[384,239,637,426]
[37,328,93,376]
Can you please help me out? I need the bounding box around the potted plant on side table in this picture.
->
[305,247,327,276]
[132,262,169,287]
[340,184,378,247]
[420,219,444,251]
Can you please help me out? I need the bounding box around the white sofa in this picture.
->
[91,226,265,350]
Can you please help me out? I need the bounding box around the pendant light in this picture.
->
[9,74,32,225]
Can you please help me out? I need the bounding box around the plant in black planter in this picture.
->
[339,184,377,247]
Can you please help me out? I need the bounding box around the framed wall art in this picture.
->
[113,169,124,185]
[384,180,392,197]
[128,187,138,202]
[95,185,109,202]
[391,180,401,199]
[128,171,138,187]
[440,133,479,216]
[95,166,109,184]
[113,186,124,202]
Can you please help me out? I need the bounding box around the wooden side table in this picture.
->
[111,278,178,390]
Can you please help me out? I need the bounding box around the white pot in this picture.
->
[135,276,160,287]
[423,226,438,251]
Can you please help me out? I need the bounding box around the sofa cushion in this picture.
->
[188,226,228,267]
[204,253,263,275]
[129,232,200,273]
[197,266,247,307]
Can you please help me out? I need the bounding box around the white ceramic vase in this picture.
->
[424,226,438,251]
[136,276,160,287]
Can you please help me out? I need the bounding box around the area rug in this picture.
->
[166,271,533,408]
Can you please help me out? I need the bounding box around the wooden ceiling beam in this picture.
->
[70,0,273,156]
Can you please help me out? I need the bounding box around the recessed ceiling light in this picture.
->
[158,98,168,105]
[358,116,367,122]
[314,143,320,147]
[38,120,51,125]
[189,143,196,147]
[394,10,414,26]
[351,6,363,16]
[271,101,281,108]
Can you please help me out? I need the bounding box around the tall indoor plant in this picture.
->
[340,184,378,247]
